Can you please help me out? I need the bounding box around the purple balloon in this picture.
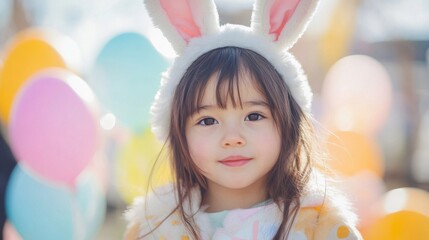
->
[9,69,99,186]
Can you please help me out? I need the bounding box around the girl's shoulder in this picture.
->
[125,184,178,223]
[124,184,198,239]
[295,172,363,239]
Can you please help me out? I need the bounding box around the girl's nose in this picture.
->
[221,130,246,148]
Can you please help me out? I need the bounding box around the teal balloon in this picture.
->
[6,165,106,240]
[89,32,168,133]
[6,165,76,240]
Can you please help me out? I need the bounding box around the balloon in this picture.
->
[321,55,392,135]
[325,130,384,177]
[6,165,78,240]
[6,165,106,240]
[8,69,99,186]
[2,221,22,240]
[88,32,168,133]
[0,28,81,125]
[364,211,429,240]
[116,128,172,203]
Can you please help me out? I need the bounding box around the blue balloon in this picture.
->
[6,165,76,240]
[89,32,169,133]
[6,165,106,240]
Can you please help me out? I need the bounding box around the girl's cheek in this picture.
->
[187,133,206,152]
[188,141,210,169]
[256,128,281,148]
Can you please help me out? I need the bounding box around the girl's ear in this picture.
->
[144,0,220,54]
[251,0,320,50]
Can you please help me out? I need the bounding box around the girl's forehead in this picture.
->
[200,72,266,105]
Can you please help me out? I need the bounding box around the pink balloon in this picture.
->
[9,69,99,186]
[321,55,392,135]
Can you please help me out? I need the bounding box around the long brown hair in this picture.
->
[160,46,316,239]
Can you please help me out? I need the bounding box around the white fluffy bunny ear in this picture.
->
[251,0,320,50]
[144,0,220,54]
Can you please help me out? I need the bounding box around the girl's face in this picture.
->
[185,72,281,191]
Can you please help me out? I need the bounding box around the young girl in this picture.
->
[126,0,362,239]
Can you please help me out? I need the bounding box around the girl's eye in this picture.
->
[245,113,264,121]
[197,117,218,126]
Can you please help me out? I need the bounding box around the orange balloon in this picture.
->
[0,28,81,124]
[364,211,429,240]
[325,130,384,177]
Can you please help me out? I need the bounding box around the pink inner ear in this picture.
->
[269,0,301,41]
[160,0,202,43]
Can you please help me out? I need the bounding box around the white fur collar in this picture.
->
[125,171,357,234]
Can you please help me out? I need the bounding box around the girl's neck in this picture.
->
[203,177,269,213]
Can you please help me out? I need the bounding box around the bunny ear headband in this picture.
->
[145,0,320,142]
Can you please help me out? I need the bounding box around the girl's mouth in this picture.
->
[219,156,252,167]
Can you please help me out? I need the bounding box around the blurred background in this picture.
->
[0,0,428,239]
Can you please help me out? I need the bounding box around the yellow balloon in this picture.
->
[0,28,80,124]
[364,211,429,240]
[116,128,172,203]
